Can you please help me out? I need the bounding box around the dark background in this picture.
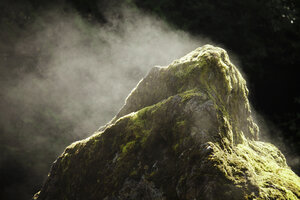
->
[0,0,299,199]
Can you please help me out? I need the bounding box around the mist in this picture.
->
[8,8,206,136]
[2,3,298,200]
[253,110,300,172]
[0,4,207,199]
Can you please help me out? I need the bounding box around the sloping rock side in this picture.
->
[34,45,300,200]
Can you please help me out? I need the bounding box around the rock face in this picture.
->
[34,45,300,200]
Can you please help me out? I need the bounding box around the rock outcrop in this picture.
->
[34,45,300,200]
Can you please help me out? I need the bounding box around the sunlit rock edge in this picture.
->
[34,45,300,200]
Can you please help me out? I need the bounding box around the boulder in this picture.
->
[34,45,300,200]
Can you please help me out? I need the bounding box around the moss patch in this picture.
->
[34,45,299,200]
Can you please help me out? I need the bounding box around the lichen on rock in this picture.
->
[34,45,300,200]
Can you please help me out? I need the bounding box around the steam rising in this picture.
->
[0,5,207,199]
[4,8,205,138]
[1,5,298,199]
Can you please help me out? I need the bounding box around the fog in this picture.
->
[7,8,206,137]
[2,3,297,200]
[0,5,208,199]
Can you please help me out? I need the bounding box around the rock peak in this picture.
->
[34,45,300,200]
[109,45,258,145]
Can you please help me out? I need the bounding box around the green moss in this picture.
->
[168,58,207,93]
[173,62,199,80]
[130,170,138,176]
[209,141,300,199]
[172,143,179,152]
[179,89,207,103]
[127,113,151,148]
[35,45,298,200]
[149,171,157,178]
[176,120,186,127]
[61,153,70,172]
[121,140,136,154]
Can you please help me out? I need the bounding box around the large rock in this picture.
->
[34,45,300,200]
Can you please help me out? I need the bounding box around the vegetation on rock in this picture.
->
[34,45,300,200]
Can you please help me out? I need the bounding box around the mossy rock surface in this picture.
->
[34,45,300,200]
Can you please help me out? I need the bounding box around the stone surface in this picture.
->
[34,45,300,200]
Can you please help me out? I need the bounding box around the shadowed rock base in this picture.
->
[34,45,300,200]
